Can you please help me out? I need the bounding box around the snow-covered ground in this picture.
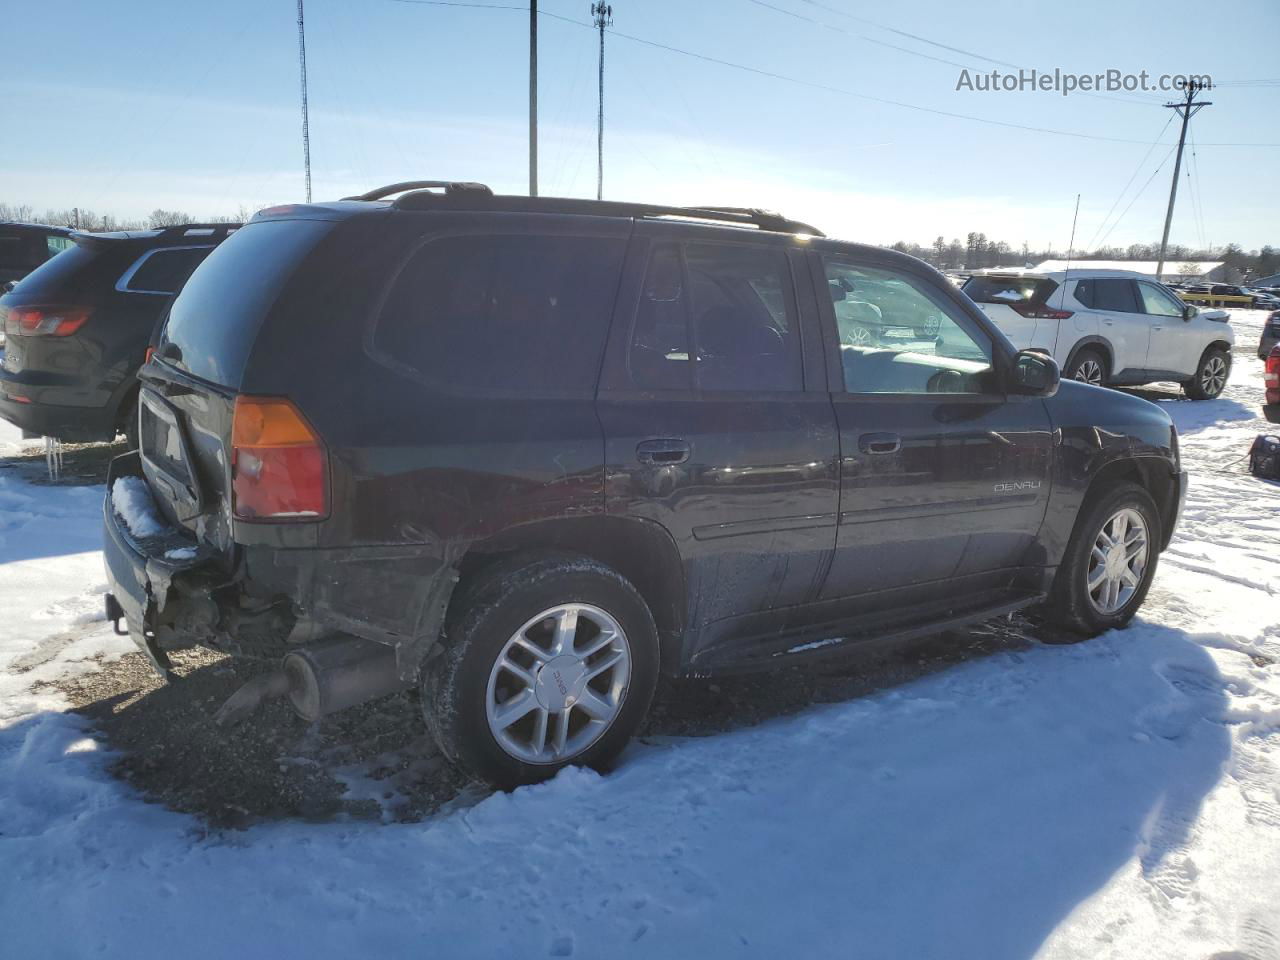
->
[2,312,1278,959]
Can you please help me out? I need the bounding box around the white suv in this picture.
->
[962,269,1235,399]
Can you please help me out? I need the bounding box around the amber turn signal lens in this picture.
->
[232,397,319,447]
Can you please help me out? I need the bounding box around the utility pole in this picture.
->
[529,1,538,196]
[1155,77,1211,281]
[591,3,612,201]
[297,0,312,203]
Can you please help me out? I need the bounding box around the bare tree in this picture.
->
[148,209,192,228]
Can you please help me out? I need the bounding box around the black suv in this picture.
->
[0,221,74,290]
[102,182,1187,789]
[0,224,237,444]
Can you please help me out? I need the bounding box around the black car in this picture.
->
[0,222,74,289]
[0,223,237,443]
[102,182,1187,789]
[1260,310,1280,360]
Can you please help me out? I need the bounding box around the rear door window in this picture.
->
[1078,278,1140,312]
[120,247,213,295]
[627,240,802,392]
[371,233,626,397]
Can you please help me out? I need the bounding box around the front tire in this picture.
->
[1043,482,1162,638]
[422,553,660,790]
[1183,346,1230,400]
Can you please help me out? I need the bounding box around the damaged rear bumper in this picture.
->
[102,451,459,683]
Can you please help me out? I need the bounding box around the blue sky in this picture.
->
[5,0,1277,250]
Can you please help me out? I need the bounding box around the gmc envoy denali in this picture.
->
[102,181,1187,788]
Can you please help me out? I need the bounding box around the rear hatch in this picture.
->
[962,274,1061,323]
[0,237,138,396]
[138,217,336,550]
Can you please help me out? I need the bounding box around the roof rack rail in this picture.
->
[154,222,240,238]
[676,205,823,236]
[389,191,824,236]
[343,180,495,202]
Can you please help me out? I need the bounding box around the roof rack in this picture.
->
[385,186,824,236]
[342,180,495,202]
[70,222,240,244]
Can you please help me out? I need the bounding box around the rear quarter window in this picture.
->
[370,233,626,397]
[120,246,213,295]
[160,219,335,386]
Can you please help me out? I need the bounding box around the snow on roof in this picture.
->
[1033,259,1223,276]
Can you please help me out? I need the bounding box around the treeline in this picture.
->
[0,202,250,232]
[888,232,1279,281]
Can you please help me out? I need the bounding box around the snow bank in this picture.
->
[110,476,167,539]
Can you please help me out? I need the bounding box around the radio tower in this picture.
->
[591,3,612,201]
[297,0,313,203]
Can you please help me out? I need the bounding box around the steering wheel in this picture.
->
[927,368,966,393]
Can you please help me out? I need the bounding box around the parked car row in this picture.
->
[92,182,1185,788]
[962,268,1234,399]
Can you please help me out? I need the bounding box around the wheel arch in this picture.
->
[451,516,688,675]
[1064,336,1114,379]
[1080,456,1178,551]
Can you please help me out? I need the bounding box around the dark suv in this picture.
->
[102,182,1187,789]
[0,221,74,290]
[0,224,237,443]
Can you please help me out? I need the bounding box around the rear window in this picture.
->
[160,219,334,386]
[5,242,133,299]
[962,275,1058,306]
[370,233,626,397]
[121,247,213,295]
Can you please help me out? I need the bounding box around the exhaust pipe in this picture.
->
[282,636,410,722]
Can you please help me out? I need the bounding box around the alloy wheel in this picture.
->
[1073,358,1103,386]
[845,325,874,347]
[485,603,631,764]
[1086,507,1149,615]
[1200,354,1228,396]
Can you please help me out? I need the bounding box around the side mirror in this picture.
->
[828,281,847,303]
[1010,349,1060,397]
[1183,304,1197,321]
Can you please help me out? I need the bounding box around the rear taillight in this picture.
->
[231,397,328,521]
[144,346,156,364]
[1,304,91,337]
[1008,301,1073,320]
[1266,347,1280,383]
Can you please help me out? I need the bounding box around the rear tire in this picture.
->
[1183,346,1230,400]
[1066,348,1108,388]
[1042,482,1162,639]
[422,553,660,790]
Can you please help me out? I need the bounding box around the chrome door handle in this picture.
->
[858,432,901,455]
[636,438,690,465]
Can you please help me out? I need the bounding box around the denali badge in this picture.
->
[994,481,1042,493]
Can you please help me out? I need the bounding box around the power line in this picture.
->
[1094,143,1179,250]
[1084,114,1174,250]
[752,0,1159,107]
[383,1,1280,148]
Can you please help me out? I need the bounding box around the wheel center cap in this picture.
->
[534,655,588,712]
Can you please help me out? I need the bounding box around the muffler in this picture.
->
[282,636,411,722]
[213,636,411,727]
